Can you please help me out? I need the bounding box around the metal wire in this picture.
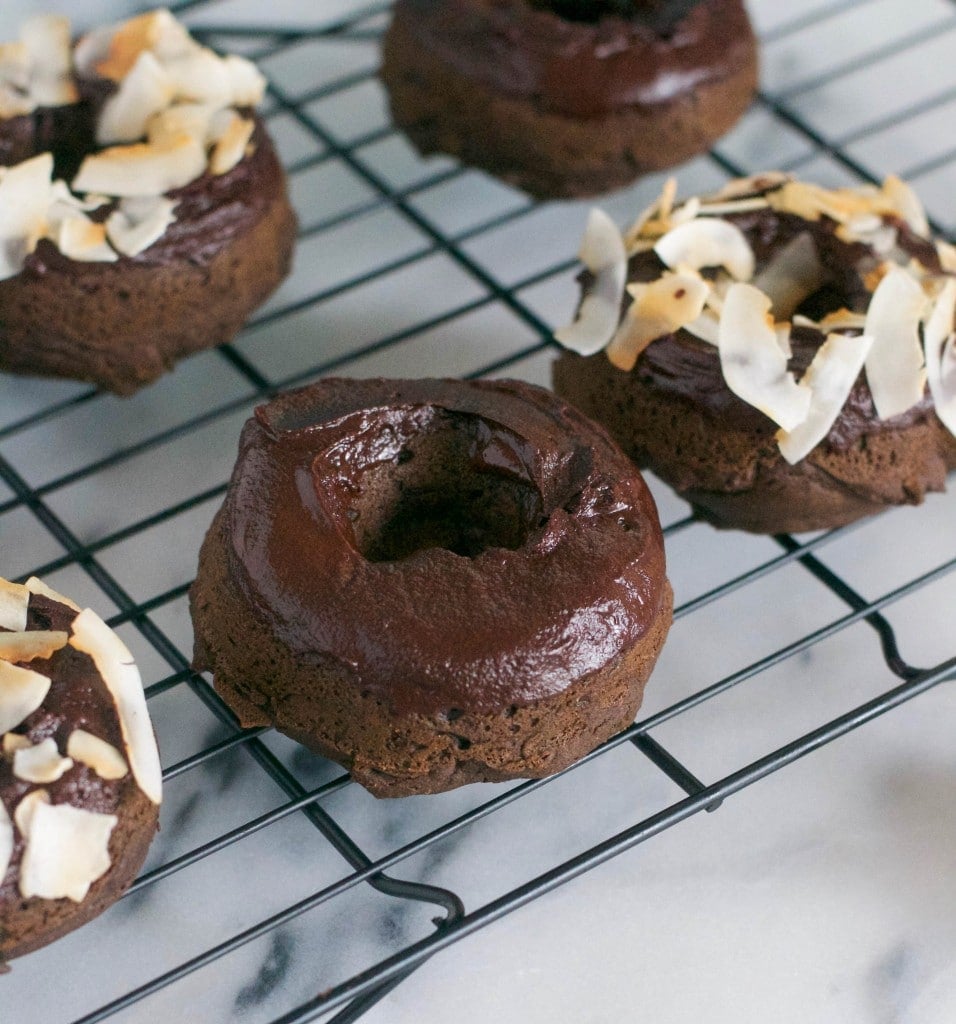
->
[2,1,955,1021]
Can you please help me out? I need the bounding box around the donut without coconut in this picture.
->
[190,377,673,797]
[380,0,758,199]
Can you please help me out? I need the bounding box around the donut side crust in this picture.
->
[379,11,758,199]
[0,188,296,395]
[190,507,674,797]
[1,785,158,962]
[553,350,956,534]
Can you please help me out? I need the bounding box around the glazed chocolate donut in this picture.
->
[380,0,758,198]
[0,11,296,395]
[190,378,673,797]
[0,575,162,962]
[553,173,956,533]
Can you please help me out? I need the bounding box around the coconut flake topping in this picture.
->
[554,208,627,357]
[554,172,956,461]
[0,9,268,269]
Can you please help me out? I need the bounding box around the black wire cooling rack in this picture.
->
[2,1,956,1021]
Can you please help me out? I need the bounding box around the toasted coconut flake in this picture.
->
[623,177,677,251]
[777,332,874,463]
[775,323,792,359]
[72,133,206,198]
[0,630,68,663]
[816,309,868,332]
[0,797,11,883]
[28,75,78,108]
[13,738,74,784]
[97,51,174,145]
[20,15,72,78]
[752,231,825,321]
[607,273,709,371]
[25,576,81,611]
[707,172,790,203]
[0,83,33,119]
[924,277,956,437]
[718,283,811,431]
[883,174,929,236]
[937,240,956,274]
[106,195,177,256]
[70,609,161,805]
[209,111,254,174]
[670,197,700,228]
[696,196,770,217]
[0,152,54,280]
[554,208,627,357]
[223,54,266,107]
[837,214,898,254]
[164,48,233,107]
[0,578,30,631]
[3,732,31,755]
[56,213,118,263]
[67,729,129,781]
[0,661,50,734]
[655,218,755,281]
[19,801,117,902]
[94,9,192,81]
[0,41,30,90]
[48,180,109,213]
[14,788,49,837]
[147,101,215,146]
[766,181,884,225]
[863,267,927,419]
[74,24,114,78]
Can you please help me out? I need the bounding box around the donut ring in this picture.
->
[553,173,956,533]
[0,11,295,395]
[380,0,758,198]
[190,377,673,797]
[0,576,161,962]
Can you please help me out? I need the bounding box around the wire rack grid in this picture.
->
[2,0,956,1021]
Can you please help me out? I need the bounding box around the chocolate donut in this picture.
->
[380,0,758,198]
[553,173,956,533]
[0,575,162,962]
[190,378,673,797]
[0,11,296,395]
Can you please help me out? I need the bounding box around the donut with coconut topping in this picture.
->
[0,574,161,962]
[553,172,956,533]
[0,10,296,395]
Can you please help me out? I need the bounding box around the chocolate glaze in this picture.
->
[0,596,127,901]
[621,205,943,450]
[0,101,97,180]
[224,378,668,716]
[391,0,756,117]
[17,115,283,280]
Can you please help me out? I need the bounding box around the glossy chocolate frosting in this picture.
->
[391,0,756,117]
[622,206,941,450]
[0,596,128,901]
[224,378,668,716]
[17,116,283,281]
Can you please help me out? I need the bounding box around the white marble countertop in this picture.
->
[1,1,956,1022]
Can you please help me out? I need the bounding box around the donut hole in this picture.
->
[529,0,695,29]
[530,0,634,20]
[348,417,544,562]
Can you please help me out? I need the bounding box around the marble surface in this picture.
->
[1,1,956,1022]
